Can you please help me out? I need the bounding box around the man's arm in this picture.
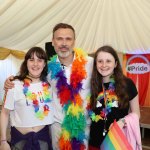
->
[4,76,14,91]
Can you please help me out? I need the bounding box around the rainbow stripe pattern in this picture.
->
[100,120,133,150]
[48,48,87,149]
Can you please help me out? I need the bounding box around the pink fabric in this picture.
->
[123,113,142,150]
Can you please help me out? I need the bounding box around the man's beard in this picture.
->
[57,49,73,58]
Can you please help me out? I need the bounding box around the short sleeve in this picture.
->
[3,86,15,110]
[126,77,138,101]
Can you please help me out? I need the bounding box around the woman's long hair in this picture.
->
[90,45,129,109]
[14,47,48,82]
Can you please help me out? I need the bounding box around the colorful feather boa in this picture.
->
[87,78,118,123]
[48,48,87,150]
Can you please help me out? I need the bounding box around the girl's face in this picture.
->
[96,51,117,82]
[27,53,45,79]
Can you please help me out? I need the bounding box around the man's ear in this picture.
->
[52,41,54,47]
[52,38,54,46]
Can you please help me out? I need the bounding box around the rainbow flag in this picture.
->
[100,120,133,150]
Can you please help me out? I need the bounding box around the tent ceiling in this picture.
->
[0,0,150,54]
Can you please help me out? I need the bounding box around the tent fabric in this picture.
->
[0,0,150,54]
[0,48,25,60]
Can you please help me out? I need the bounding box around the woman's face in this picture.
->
[96,51,117,81]
[27,53,45,79]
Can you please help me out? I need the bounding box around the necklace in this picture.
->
[23,78,52,120]
[87,78,118,135]
[48,48,87,149]
[27,74,41,79]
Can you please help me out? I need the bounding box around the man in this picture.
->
[4,23,93,150]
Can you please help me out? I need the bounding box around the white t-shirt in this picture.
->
[47,56,93,124]
[4,80,54,127]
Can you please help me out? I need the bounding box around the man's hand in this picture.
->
[4,76,14,91]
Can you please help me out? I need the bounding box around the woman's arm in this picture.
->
[129,95,140,119]
[0,107,11,150]
[117,95,140,129]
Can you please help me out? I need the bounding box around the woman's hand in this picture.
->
[117,118,126,129]
[0,141,11,150]
[109,119,126,130]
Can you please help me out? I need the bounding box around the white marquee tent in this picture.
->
[0,0,150,53]
[0,0,150,102]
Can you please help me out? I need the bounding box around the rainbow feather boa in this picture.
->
[48,48,87,150]
[23,78,52,120]
[87,78,118,122]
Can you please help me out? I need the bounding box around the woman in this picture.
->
[88,45,140,149]
[0,47,53,150]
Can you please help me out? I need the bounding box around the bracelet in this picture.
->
[0,139,7,142]
[120,118,125,124]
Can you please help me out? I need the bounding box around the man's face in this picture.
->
[52,28,75,58]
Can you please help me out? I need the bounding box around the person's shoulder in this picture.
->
[6,80,23,94]
[87,55,93,59]
[86,55,94,62]
[13,80,23,86]
[124,76,134,84]
[124,76,138,99]
[85,56,94,70]
[124,76,136,88]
